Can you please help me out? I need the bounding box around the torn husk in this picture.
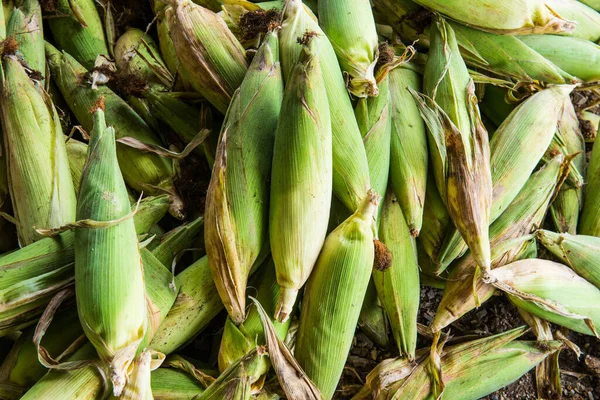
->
[431,153,564,333]
[488,259,600,337]
[205,30,282,324]
[415,15,492,272]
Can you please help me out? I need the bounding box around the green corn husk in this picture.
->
[65,137,87,195]
[0,310,82,392]
[296,191,378,400]
[431,154,563,332]
[318,0,379,97]
[0,247,176,395]
[489,259,600,336]
[6,0,44,76]
[368,329,562,400]
[580,126,600,236]
[74,104,148,396]
[418,169,451,266]
[411,0,575,35]
[538,230,600,289]
[432,84,576,273]
[165,0,248,114]
[373,189,420,359]
[479,85,515,127]
[45,43,184,218]
[147,216,204,267]
[65,136,170,236]
[46,0,109,70]
[18,246,179,400]
[280,0,371,215]
[388,64,428,236]
[151,368,205,399]
[0,1,7,40]
[451,22,576,84]
[197,347,266,400]
[0,54,76,246]
[149,256,223,354]
[0,146,17,253]
[355,74,391,225]
[416,15,492,271]
[518,34,600,82]
[550,100,586,234]
[371,0,423,42]
[19,345,103,400]
[0,188,170,338]
[358,278,390,348]
[218,259,291,378]
[206,30,283,324]
[546,0,600,41]
[579,0,600,11]
[269,37,332,322]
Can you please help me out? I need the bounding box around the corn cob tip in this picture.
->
[239,9,281,39]
[275,287,298,323]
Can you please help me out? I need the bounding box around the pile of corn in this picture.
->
[0,0,599,398]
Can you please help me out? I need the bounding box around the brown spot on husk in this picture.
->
[374,239,392,271]
[89,96,106,113]
[239,9,281,40]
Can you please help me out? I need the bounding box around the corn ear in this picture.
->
[296,191,379,400]
[386,334,561,399]
[418,170,451,267]
[197,347,266,400]
[46,0,109,70]
[45,42,184,218]
[538,230,600,290]
[19,344,103,400]
[358,279,390,348]
[269,37,332,322]
[580,125,600,236]
[519,34,600,82]
[433,84,576,272]
[451,22,575,84]
[318,0,379,97]
[415,15,492,271]
[490,259,600,336]
[431,154,563,332]
[0,310,82,391]
[355,74,391,226]
[0,54,76,246]
[411,0,575,34]
[280,0,371,214]
[151,368,206,399]
[206,30,283,324]
[149,256,223,354]
[387,65,428,236]
[165,0,248,114]
[74,104,148,396]
[6,0,44,77]
[546,0,600,41]
[373,190,419,359]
